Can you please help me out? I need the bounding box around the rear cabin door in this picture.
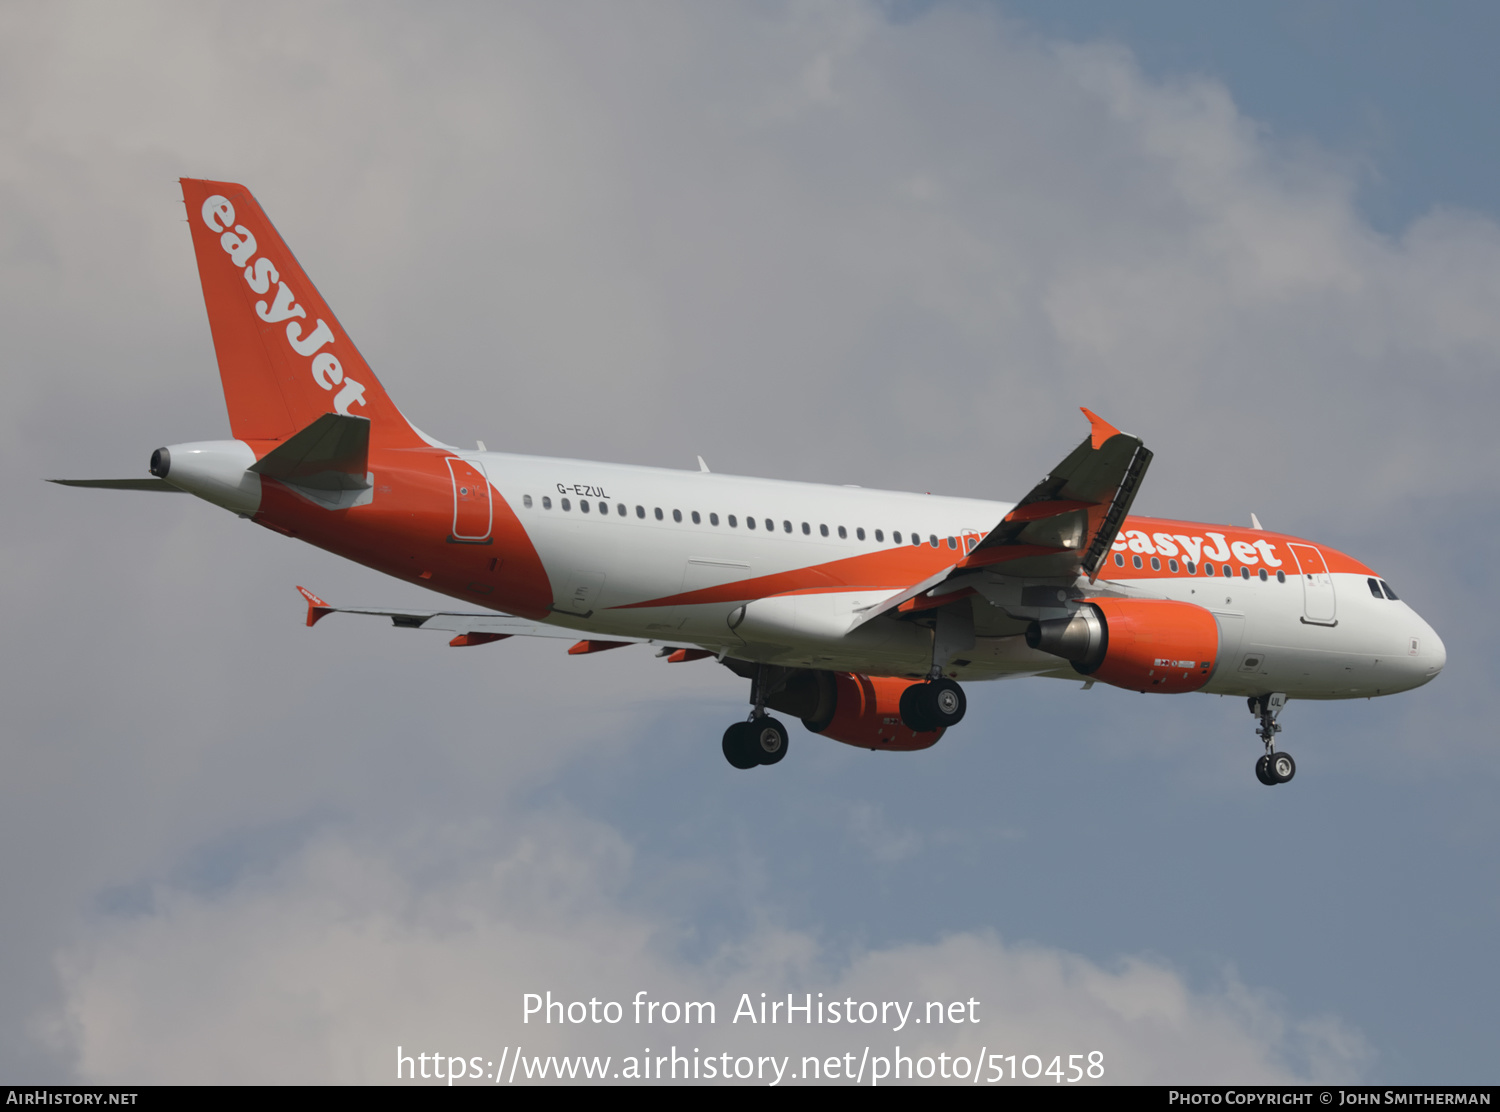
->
[446,457,493,543]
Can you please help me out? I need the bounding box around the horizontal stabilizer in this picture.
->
[250,413,370,491]
[47,478,184,492]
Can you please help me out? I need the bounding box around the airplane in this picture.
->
[53,179,1447,784]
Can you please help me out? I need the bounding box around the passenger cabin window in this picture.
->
[1276,570,1285,583]
[523,494,533,508]
[636,505,645,518]
[1186,561,1196,573]
[746,517,755,530]
[819,524,829,537]
[580,500,590,513]
[765,519,773,532]
[802,522,811,535]
[947,537,957,550]
[930,535,939,548]
[1132,555,1142,569]
[1150,557,1160,571]
[1258,568,1268,581]
[709,513,719,526]
[855,527,864,540]
[673,509,683,523]
[691,511,701,524]
[1205,563,1215,576]
[1168,559,1179,572]
[654,507,664,520]
[783,521,792,533]
[875,529,884,542]
[892,532,901,544]
[542,496,552,510]
[1240,567,1250,579]
[1381,580,1399,600]
[616,503,625,516]
[1222,565,1232,577]
[1114,553,1125,567]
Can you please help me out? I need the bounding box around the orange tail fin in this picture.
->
[180,179,426,449]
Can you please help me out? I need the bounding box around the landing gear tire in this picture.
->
[900,678,966,732]
[1255,754,1276,786]
[722,717,789,768]
[1269,751,1296,784]
[722,722,760,770]
[926,677,967,728]
[900,685,935,732]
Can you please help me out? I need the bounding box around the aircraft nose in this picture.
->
[1414,618,1446,684]
[1427,625,1447,676]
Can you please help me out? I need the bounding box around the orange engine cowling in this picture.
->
[1025,597,1219,694]
[804,673,944,751]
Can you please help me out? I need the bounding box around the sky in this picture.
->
[2,0,1497,1085]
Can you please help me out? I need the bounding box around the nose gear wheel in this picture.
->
[1248,693,1294,785]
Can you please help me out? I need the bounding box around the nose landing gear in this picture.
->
[1249,693,1295,785]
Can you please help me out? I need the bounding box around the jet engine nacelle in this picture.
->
[803,672,944,751]
[1025,597,1219,694]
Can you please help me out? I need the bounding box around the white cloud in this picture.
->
[47,816,1368,1084]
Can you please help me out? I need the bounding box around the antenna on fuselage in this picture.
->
[697,456,710,473]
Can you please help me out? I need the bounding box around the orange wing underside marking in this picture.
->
[611,544,952,611]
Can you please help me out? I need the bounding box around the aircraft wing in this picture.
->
[851,408,1151,626]
[960,407,1152,579]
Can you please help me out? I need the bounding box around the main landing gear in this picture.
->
[722,717,789,769]
[899,676,968,733]
[721,663,790,770]
[1249,693,1295,786]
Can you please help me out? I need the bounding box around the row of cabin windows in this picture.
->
[1112,551,1288,582]
[519,494,969,549]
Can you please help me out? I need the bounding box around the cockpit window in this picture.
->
[1380,580,1399,601]
[1367,577,1383,599]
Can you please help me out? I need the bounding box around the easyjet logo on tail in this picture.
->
[200,196,367,416]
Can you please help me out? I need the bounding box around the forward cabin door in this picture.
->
[446,457,493,543]
[1288,543,1336,625]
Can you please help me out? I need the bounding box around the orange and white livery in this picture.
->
[56,180,1446,784]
